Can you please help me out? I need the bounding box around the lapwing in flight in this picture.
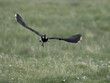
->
[15,14,82,47]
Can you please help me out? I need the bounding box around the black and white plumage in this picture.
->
[15,13,82,47]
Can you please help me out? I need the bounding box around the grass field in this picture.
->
[0,0,110,83]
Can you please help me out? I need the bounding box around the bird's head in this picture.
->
[41,34,48,42]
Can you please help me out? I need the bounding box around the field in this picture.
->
[0,0,110,83]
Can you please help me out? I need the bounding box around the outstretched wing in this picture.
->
[15,13,42,37]
[48,34,82,43]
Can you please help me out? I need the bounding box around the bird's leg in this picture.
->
[41,42,44,47]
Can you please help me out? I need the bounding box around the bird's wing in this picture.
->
[15,13,42,37]
[48,37,64,40]
[48,34,82,43]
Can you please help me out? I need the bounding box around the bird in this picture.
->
[15,13,82,47]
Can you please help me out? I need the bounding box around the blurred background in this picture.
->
[0,0,110,83]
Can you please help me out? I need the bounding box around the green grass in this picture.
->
[0,0,110,83]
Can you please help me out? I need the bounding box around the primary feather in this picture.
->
[49,34,82,43]
[15,14,42,37]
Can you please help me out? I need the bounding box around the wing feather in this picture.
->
[48,34,82,43]
[15,14,42,37]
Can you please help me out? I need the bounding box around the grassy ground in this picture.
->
[0,0,110,83]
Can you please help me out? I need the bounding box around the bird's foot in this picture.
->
[41,42,44,47]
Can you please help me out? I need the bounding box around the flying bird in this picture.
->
[15,13,82,47]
